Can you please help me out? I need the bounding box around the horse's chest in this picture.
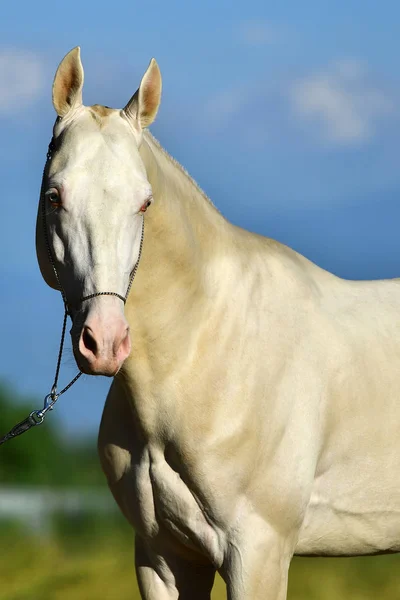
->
[124,446,224,566]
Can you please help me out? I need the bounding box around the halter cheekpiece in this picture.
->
[0,138,145,446]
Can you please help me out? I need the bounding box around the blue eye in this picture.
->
[140,198,152,213]
[45,188,61,206]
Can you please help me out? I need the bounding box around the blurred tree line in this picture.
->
[0,382,104,487]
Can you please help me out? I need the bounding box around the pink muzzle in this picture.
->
[73,310,131,376]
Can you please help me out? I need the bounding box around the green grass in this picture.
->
[288,554,400,600]
[0,529,399,599]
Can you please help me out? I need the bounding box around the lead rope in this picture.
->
[0,139,145,446]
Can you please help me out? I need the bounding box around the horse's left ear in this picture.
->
[124,59,162,128]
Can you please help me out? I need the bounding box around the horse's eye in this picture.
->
[140,198,152,213]
[45,188,61,206]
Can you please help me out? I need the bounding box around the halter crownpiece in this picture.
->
[0,139,145,446]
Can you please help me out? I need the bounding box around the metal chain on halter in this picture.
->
[0,139,145,446]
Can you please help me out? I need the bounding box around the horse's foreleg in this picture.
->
[135,535,216,600]
[222,520,294,600]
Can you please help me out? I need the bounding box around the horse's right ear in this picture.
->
[52,47,84,117]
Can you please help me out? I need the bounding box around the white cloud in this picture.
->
[290,60,394,145]
[0,49,45,114]
[238,21,281,46]
[204,88,248,128]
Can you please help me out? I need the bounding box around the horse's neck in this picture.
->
[140,131,227,255]
[122,133,230,385]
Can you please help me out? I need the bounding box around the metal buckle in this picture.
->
[29,411,45,425]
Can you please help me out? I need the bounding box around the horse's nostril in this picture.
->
[76,317,130,375]
[82,327,97,356]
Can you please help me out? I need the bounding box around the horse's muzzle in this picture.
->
[72,310,131,376]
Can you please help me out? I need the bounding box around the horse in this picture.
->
[36,47,400,599]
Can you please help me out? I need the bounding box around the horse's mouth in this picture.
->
[74,353,124,377]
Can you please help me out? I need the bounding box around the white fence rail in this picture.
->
[0,486,117,533]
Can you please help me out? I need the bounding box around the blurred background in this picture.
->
[1,1,400,598]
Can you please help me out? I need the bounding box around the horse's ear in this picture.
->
[52,47,84,117]
[124,59,162,128]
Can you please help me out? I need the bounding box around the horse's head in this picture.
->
[36,47,162,376]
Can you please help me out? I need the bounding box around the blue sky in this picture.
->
[1,1,400,439]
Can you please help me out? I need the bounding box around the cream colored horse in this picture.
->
[36,47,400,599]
